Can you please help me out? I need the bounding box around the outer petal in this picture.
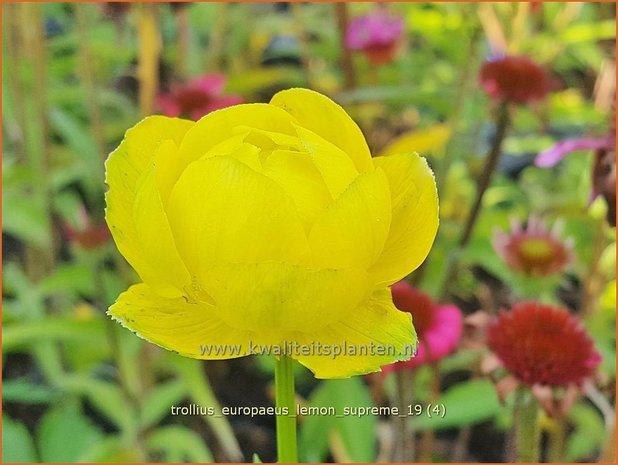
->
[294,288,417,379]
[270,88,374,173]
[133,164,192,297]
[108,283,269,359]
[199,262,370,333]
[167,156,310,276]
[309,169,391,270]
[370,153,438,285]
[105,116,194,295]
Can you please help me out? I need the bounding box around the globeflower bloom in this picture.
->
[479,55,551,104]
[383,281,462,372]
[105,88,439,379]
[156,74,243,120]
[492,216,573,277]
[487,301,601,387]
[346,10,404,65]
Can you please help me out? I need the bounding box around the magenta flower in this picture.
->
[383,281,463,372]
[156,74,244,120]
[346,10,404,65]
[535,135,615,167]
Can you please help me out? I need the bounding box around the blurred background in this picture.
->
[2,2,616,463]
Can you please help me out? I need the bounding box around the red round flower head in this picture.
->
[384,281,463,372]
[63,206,110,250]
[487,301,601,387]
[492,216,573,277]
[156,74,244,120]
[479,55,551,104]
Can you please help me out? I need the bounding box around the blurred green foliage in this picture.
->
[2,2,615,463]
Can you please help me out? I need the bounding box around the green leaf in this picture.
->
[3,317,106,352]
[62,376,135,433]
[299,377,376,463]
[172,356,242,461]
[2,416,37,462]
[566,402,605,461]
[414,379,502,430]
[37,400,103,462]
[38,263,95,297]
[146,426,213,462]
[2,190,51,248]
[3,378,59,404]
[141,379,187,428]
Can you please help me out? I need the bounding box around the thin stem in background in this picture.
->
[580,217,609,316]
[137,3,160,117]
[275,355,298,463]
[417,363,441,462]
[439,101,511,300]
[75,4,107,165]
[514,388,541,463]
[291,2,313,88]
[174,4,189,78]
[546,416,566,463]
[393,369,416,462]
[3,3,27,161]
[206,3,228,72]
[334,3,356,90]
[584,381,616,463]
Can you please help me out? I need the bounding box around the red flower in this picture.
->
[487,301,601,387]
[63,204,110,250]
[156,74,244,120]
[479,55,551,104]
[384,281,463,372]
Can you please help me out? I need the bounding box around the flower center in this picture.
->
[518,237,554,263]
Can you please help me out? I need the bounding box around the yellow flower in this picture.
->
[105,88,438,378]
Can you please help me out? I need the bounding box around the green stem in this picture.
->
[514,389,540,463]
[393,369,416,461]
[547,417,565,462]
[439,101,510,300]
[334,3,356,89]
[275,355,298,463]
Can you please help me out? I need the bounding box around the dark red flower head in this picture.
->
[156,74,244,121]
[479,55,551,104]
[487,301,601,387]
[383,281,462,372]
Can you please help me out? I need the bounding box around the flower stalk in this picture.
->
[393,369,416,461]
[514,388,541,463]
[275,355,298,463]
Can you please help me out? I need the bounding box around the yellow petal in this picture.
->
[309,169,391,269]
[270,88,374,173]
[108,283,269,359]
[237,125,303,152]
[294,124,359,198]
[132,165,191,297]
[173,103,298,181]
[200,262,370,334]
[263,149,333,229]
[167,156,310,277]
[379,124,451,157]
[294,288,416,379]
[105,116,193,293]
[370,153,439,285]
